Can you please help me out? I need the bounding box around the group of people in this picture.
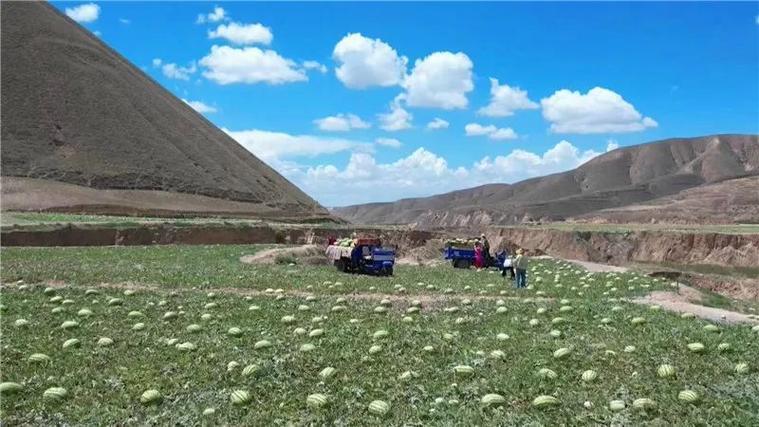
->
[473,233,529,289]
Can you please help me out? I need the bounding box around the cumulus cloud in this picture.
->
[403,52,474,109]
[465,123,518,140]
[314,114,371,132]
[181,99,217,114]
[426,118,450,130]
[159,62,197,80]
[209,22,273,45]
[302,60,328,74]
[224,128,370,162]
[478,78,538,117]
[200,45,307,85]
[286,140,601,205]
[65,3,100,23]
[378,97,413,131]
[197,6,227,24]
[375,137,402,148]
[332,33,407,89]
[541,87,658,134]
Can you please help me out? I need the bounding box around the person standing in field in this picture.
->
[501,248,514,279]
[480,233,491,266]
[513,248,528,288]
[474,241,484,269]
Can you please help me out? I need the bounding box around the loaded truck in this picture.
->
[326,237,395,276]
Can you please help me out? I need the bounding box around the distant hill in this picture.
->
[333,134,759,226]
[1,2,331,221]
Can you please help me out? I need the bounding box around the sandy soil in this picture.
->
[631,287,758,325]
[239,245,325,265]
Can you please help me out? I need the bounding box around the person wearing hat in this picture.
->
[513,248,528,288]
[480,233,491,266]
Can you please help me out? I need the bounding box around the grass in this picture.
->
[1,245,758,425]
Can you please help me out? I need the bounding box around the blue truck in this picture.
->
[444,246,508,270]
[328,238,395,276]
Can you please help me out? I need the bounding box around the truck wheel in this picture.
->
[460,259,471,269]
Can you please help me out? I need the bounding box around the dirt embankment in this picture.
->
[486,228,759,269]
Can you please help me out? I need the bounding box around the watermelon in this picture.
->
[28,353,51,363]
[228,327,243,337]
[140,389,162,404]
[374,306,387,314]
[300,343,316,352]
[43,387,68,401]
[369,345,382,354]
[132,323,145,331]
[549,330,561,338]
[227,361,240,371]
[497,333,510,341]
[402,316,414,323]
[127,311,143,318]
[230,390,251,405]
[242,364,259,377]
[331,305,347,312]
[581,370,598,382]
[298,305,310,312]
[204,303,217,309]
[186,324,203,333]
[176,342,196,351]
[481,393,505,406]
[538,368,558,379]
[529,319,540,326]
[373,330,389,339]
[657,364,675,378]
[735,363,749,374]
[680,312,695,319]
[307,393,328,409]
[678,390,700,403]
[254,340,272,349]
[97,337,114,347]
[609,400,625,411]
[61,320,79,329]
[703,324,720,333]
[631,317,646,325]
[248,305,260,311]
[551,317,566,325]
[532,395,559,408]
[14,319,29,327]
[553,347,571,359]
[319,366,336,379]
[203,407,215,416]
[368,400,390,415]
[496,307,508,314]
[0,382,23,394]
[162,311,178,320]
[717,343,731,352]
[687,342,705,353]
[559,306,573,312]
[453,365,474,376]
[536,308,547,314]
[632,398,655,410]
[77,309,93,317]
[62,338,80,349]
[624,345,636,353]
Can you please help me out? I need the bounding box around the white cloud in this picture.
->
[208,22,273,45]
[378,97,413,131]
[541,87,658,134]
[200,45,307,85]
[224,128,370,162]
[756,15,759,25]
[332,33,407,89]
[159,62,197,81]
[472,140,600,182]
[65,3,100,23]
[465,123,517,140]
[606,139,620,151]
[314,114,371,132]
[181,99,217,114]
[288,140,601,205]
[426,118,450,130]
[403,51,473,110]
[302,60,328,74]
[119,18,130,24]
[375,137,402,148]
[478,78,538,117]
[197,6,227,24]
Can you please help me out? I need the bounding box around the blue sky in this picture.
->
[55,2,759,206]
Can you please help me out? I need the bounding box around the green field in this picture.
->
[1,245,758,425]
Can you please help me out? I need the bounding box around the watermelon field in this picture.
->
[1,245,758,425]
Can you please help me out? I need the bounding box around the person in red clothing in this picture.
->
[327,236,336,247]
[473,242,484,269]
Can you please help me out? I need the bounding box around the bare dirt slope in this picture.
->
[334,135,759,226]
[1,2,329,220]
[577,176,759,224]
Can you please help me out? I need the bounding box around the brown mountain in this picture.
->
[333,135,759,226]
[1,2,331,221]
